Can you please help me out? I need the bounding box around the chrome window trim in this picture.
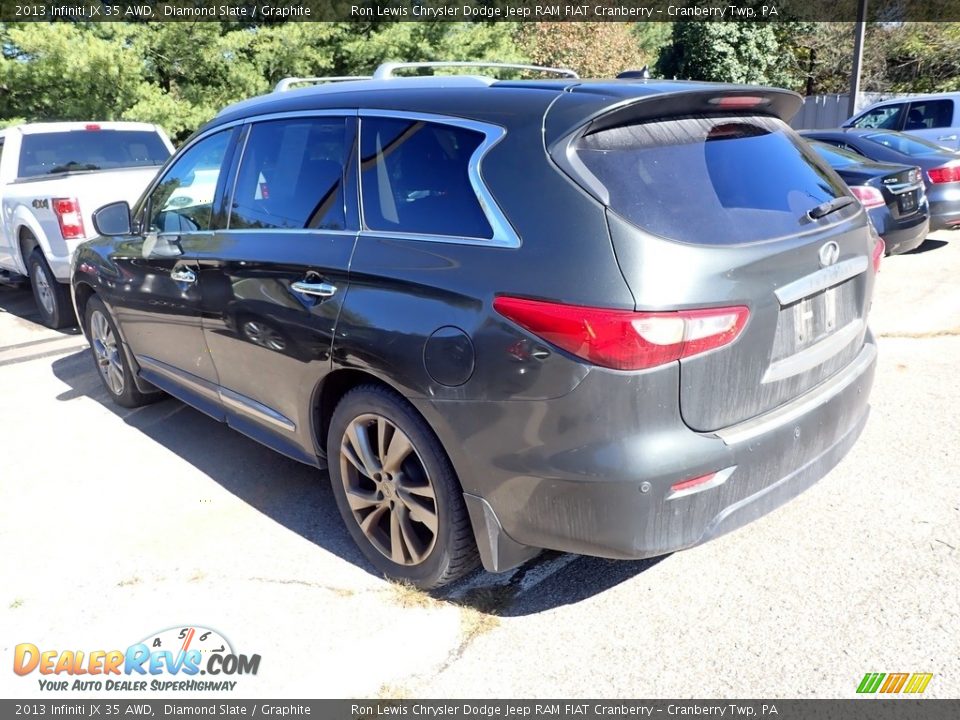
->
[357,109,520,249]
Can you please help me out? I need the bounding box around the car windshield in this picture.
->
[18,129,170,178]
[864,131,954,157]
[811,141,863,168]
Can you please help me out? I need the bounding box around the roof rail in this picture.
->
[373,61,579,80]
[274,76,371,92]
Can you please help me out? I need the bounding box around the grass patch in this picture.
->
[117,576,141,588]
[9,598,23,609]
[386,579,441,609]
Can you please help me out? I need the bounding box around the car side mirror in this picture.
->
[92,201,133,236]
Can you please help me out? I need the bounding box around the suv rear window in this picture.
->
[575,115,847,245]
[18,130,170,178]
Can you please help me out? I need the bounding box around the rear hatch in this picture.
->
[549,89,878,431]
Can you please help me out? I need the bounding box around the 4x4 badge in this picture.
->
[819,241,840,267]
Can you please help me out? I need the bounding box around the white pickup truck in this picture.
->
[0,122,174,327]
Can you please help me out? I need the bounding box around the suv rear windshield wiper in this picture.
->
[807,196,856,220]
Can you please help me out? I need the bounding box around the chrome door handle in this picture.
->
[170,267,196,283]
[291,281,337,298]
[937,134,957,141]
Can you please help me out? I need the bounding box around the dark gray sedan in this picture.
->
[801,128,960,231]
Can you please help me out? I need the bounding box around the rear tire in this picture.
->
[327,385,479,589]
[28,248,75,329]
[84,295,157,408]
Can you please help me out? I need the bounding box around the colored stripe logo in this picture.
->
[857,672,933,694]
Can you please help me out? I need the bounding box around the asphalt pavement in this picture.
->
[1,232,957,699]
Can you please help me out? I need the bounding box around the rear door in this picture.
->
[567,111,877,431]
[902,98,959,149]
[198,114,356,457]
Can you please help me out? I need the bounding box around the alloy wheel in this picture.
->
[339,413,439,566]
[90,310,125,395]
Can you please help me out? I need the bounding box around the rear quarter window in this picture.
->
[359,117,493,239]
[575,115,848,245]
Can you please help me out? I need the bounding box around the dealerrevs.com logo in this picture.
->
[13,626,261,692]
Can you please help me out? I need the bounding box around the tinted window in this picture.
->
[811,141,863,168]
[147,131,230,234]
[864,131,951,156]
[904,99,953,130]
[852,104,906,130]
[18,130,170,178]
[576,115,847,245]
[360,117,492,239]
[230,118,347,231]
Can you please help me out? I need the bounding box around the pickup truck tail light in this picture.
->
[52,198,85,240]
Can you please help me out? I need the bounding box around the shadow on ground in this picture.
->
[50,349,659,615]
[906,238,949,255]
[0,284,81,335]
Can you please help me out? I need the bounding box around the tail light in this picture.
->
[927,163,960,184]
[52,198,86,240]
[872,237,885,273]
[849,185,885,209]
[492,296,749,371]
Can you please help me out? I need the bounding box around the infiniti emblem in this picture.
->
[819,241,840,267]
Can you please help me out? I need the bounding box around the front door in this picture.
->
[108,127,237,415]
[198,115,356,459]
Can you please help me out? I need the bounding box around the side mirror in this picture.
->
[92,201,133,236]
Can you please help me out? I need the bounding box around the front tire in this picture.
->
[28,248,75,329]
[84,295,157,408]
[327,385,479,589]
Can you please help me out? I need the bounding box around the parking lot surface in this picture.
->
[1,233,958,699]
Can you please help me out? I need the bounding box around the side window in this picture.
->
[904,99,953,130]
[360,117,492,239]
[852,103,906,130]
[147,131,231,234]
[229,117,347,231]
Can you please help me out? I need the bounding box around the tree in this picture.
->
[519,22,650,78]
[0,21,528,140]
[656,22,801,87]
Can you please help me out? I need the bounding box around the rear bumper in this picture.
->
[869,206,929,255]
[419,338,876,572]
[927,186,960,230]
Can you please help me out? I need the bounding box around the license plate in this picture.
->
[899,191,918,214]
[772,279,859,363]
[794,286,839,346]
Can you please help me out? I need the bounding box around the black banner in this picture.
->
[2,0,960,23]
